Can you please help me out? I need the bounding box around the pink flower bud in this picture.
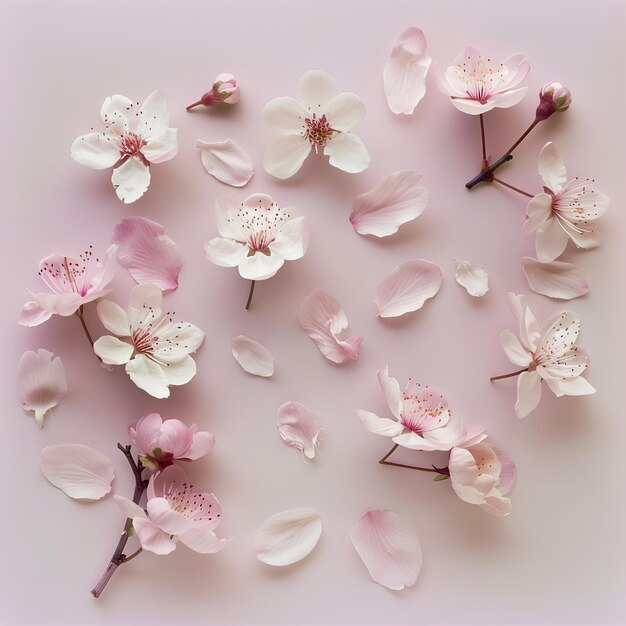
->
[186,73,240,110]
[536,82,571,120]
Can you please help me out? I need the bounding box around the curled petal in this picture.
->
[231,335,274,377]
[538,141,567,192]
[454,260,489,297]
[276,401,321,459]
[197,139,254,187]
[323,132,370,174]
[522,257,589,300]
[500,330,532,368]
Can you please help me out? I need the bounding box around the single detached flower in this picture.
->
[93,283,205,399]
[536,82,571,120]
[523,142,609,261]
[114,465,226,555]
[358,366,466,451]
[494,293,595,418]
[437,46,529,115]
[18,245,116,327]
[71,90,178,203]
[186,73,240,110]
[262,69,370,179]
[129,413,215,470]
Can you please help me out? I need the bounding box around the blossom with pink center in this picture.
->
[93,283,205,399]
[523,142,609,261]
[437,46,530,115]
[18,245,116,327]
[129,413,215,470]
[357,366,466,451]
[114,465,226,555]
[71,90,178,203]
[204,193,309,281]
[262,70,370,178]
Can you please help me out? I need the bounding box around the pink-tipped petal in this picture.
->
[349,170,428,237]
[350,509,422,590]
[522,257,589,300]
[197,138,254,187]
[254,508,322,566]
[454,260,489,297]
[40,444,114,500]
[231,335,274,377]
[276,401,322,459]
[375,259,442,318]
[111,216,182,291]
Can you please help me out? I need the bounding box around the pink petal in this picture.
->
[17,349,68,427]
[349,170,428,237]
[133,517,177,555]
[276,401,321,459]
[522,257,589,300]
[40,444,114,500]
[111,216,182,291]
[197,138,254,187]
[254,508,322,566]
[299,289,363,364]
[350,510,422,590]
[383,27,432,114]
[454,260,488,297]
[492,446,516,496]
[231,335,274,377]
[375,259,442,318]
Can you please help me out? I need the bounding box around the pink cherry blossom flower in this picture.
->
[536,82,571,120]
[93,283,205,399]
[129,413,215,470]
[437,46,529,115]
[357,366,466,451]
[262,70,370,179]
[18,245,116,327]
[114,465,226,555]
[71,90,178,203]
[186,73,240,110]
[523,142,609,262]
[494,293,595,418]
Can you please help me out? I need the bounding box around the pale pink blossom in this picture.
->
[186,73,240,110]
[231,335,274,377]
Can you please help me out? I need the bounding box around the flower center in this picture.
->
[231,199,291,254]
[303,114,335,151]
[453,55,505,104]
[400,392,448,434]
[119,131,147,157]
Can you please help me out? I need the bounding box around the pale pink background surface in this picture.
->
[2,1,625,624]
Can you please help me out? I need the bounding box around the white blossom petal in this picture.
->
[323,133,370,174]
[454,260,489,297]
[232,335,274,377]
[262,97,309,134]
[522,257,589,300]
[522,193,552,234]
[125,354,171,399]
[357,409,404,437]
[276,401,321,459]
[263,134,311,179]
[515,370,542,418]
[298,70,338,109]
[538,142,567,192]
[535,216,569,262]
[545,376,595,397]
[238,252,284,281]
[324,93,366,132]
[500,329,532,367]
[70,132,120,169]
[111,157,151,204]
[97,300,130,336]
[204,238,248,268]
[93,336,134,365]
[197,139,254,187]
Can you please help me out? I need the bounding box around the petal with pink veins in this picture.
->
[522,257,589,300]
[197,139,254,187]
[276,401,322,459]
[454,260,488,297]
[232,335,274,377]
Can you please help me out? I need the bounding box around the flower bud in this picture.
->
[186,73,240,111]
[535,82,571,120]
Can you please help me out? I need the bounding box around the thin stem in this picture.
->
[479,114,487,165]
[492,177,534,198]
[75,306,94,348]
[122,548,143,563]
[504,118,540,156]
[490,368,528,382]
[185,100,202,111]
[378,444,447,475]
[245,280,255,311]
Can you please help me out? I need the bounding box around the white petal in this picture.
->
[324,93,366,132]
[111,157,151,204]
[254,508,322,566]
[378,366,403,418]
[93,336,134,365]
[384,27,431,114]
[139,90,171,139]
[113,494,146,519]
[128,282,162,313]
[538,142,567,191]
[163,355,197,386]
[276,401,321,459]
[357,409,404,437]
[100,95,134,128]
[298,70,338,109]
[324,133,370,174]
[454,260,488,297]
[17,349,68,427]
[70,132,120,169]
[500,329,532,368]
[270,216,309,261]
[522,257,589,300]
[125,354,170,399]
[515,370,542,418]
[178,528,227,554]
[238,252,284,281]
[263,134,311,179]
[350,510,422,590]
[141,128,178,164]
[232,335,274,377]
[111,216,182,291]
[197,139,254,187]
[375,259,442,318]
[545,376,595,397]
[96,299,130,336]
[522,193,553,234]
[204,238,248,268]
[41,444,114,500]
[508,292,541,353]
[535,217,569,262]
[262,96,309,134]
[349,170,428,237]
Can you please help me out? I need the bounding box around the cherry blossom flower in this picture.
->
[93,284,205,399]
[71,90,178,203]
[494,293,595,418]
[114,465,226,555]
[129,413,215,470]
[262,70,370,179]
[18,245,116,327]
[523,142,609,261]
[437,46,529,115]
[536,82,571,120]
[186,73,240,110]
[357,366,466,451]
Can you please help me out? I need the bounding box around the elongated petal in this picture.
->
[508,292,541,353]
[113,494,146,519]
[523,193,552,234]
[18,349,68,427]
[142,128,178,164]
[232,335,274,377]
[350,510,422,590]
[197,139,254,187]
[204,238,248,268]
[493,446,516,496]
[545,376,595,397]
[349,170,428,237]
[71,132,120,169]
[276,401,321,459]
[263,135,311,179]
[454,260,488,297]
[254,508,322,566]
[93,336,134,365]
[357,409,404,437]
[178,528,227,554]
[126,354,170,399]
[535,217,569,262]
[378,366,402,418]
[324,133,370,174]
[375,259,442,318]
[500,330,532,367]
[384,27,431,114]
[97,300,130,336]
[40,444,114,500]
[111,216,182,291]
[112,157,151,204]
[270,216,309,261]
[515,370,542,418]
[538,142,567,192]
[522,257,589,300]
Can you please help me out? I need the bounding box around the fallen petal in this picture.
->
[197,139,254,187]
[349,170,428,237]
[522,257,589,300]
[350,509,422,590]
[112,216,182,291]
[276,401,321,459]
[454,260,489,297]
[375,260,442,318]
[40,444,114,500]
[254,508,322,566]
[231,335,274,377]
[17,349,68,427]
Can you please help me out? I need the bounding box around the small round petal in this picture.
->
[449,97,494,115]
[269,216,309,261]
[197,138,254,187]
[324,93,366,132]
[128,282,163,313]
[538,142,567,192]
[70,132,121,169]
[162,355,197,386]
[147,497,193,535]
[142,128,178,164]
[298,70,339,110]
[215,196,246,240]
[324,133,370,174]
[204,238,248,268]
[97,299,130,337]
[157,419,195,457]
[232,335,275,377]
[515,370,542,418]
[276,401,321,459]
[139,90,171,139]
[126,354,170,399]
[263,134,311,179]
[523,193,553,234]
[488,87,528,109]
[111,157,151,204]
[93,335,134,365]
[184,431,216,461]
[454,260,489,297]
[262,96,308,134]
[357,409,404,437]
[129,413,163,457]
[18,299,52,327]
[100,94,134,127]
[535,217,570,262]
[238,252,284,281]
